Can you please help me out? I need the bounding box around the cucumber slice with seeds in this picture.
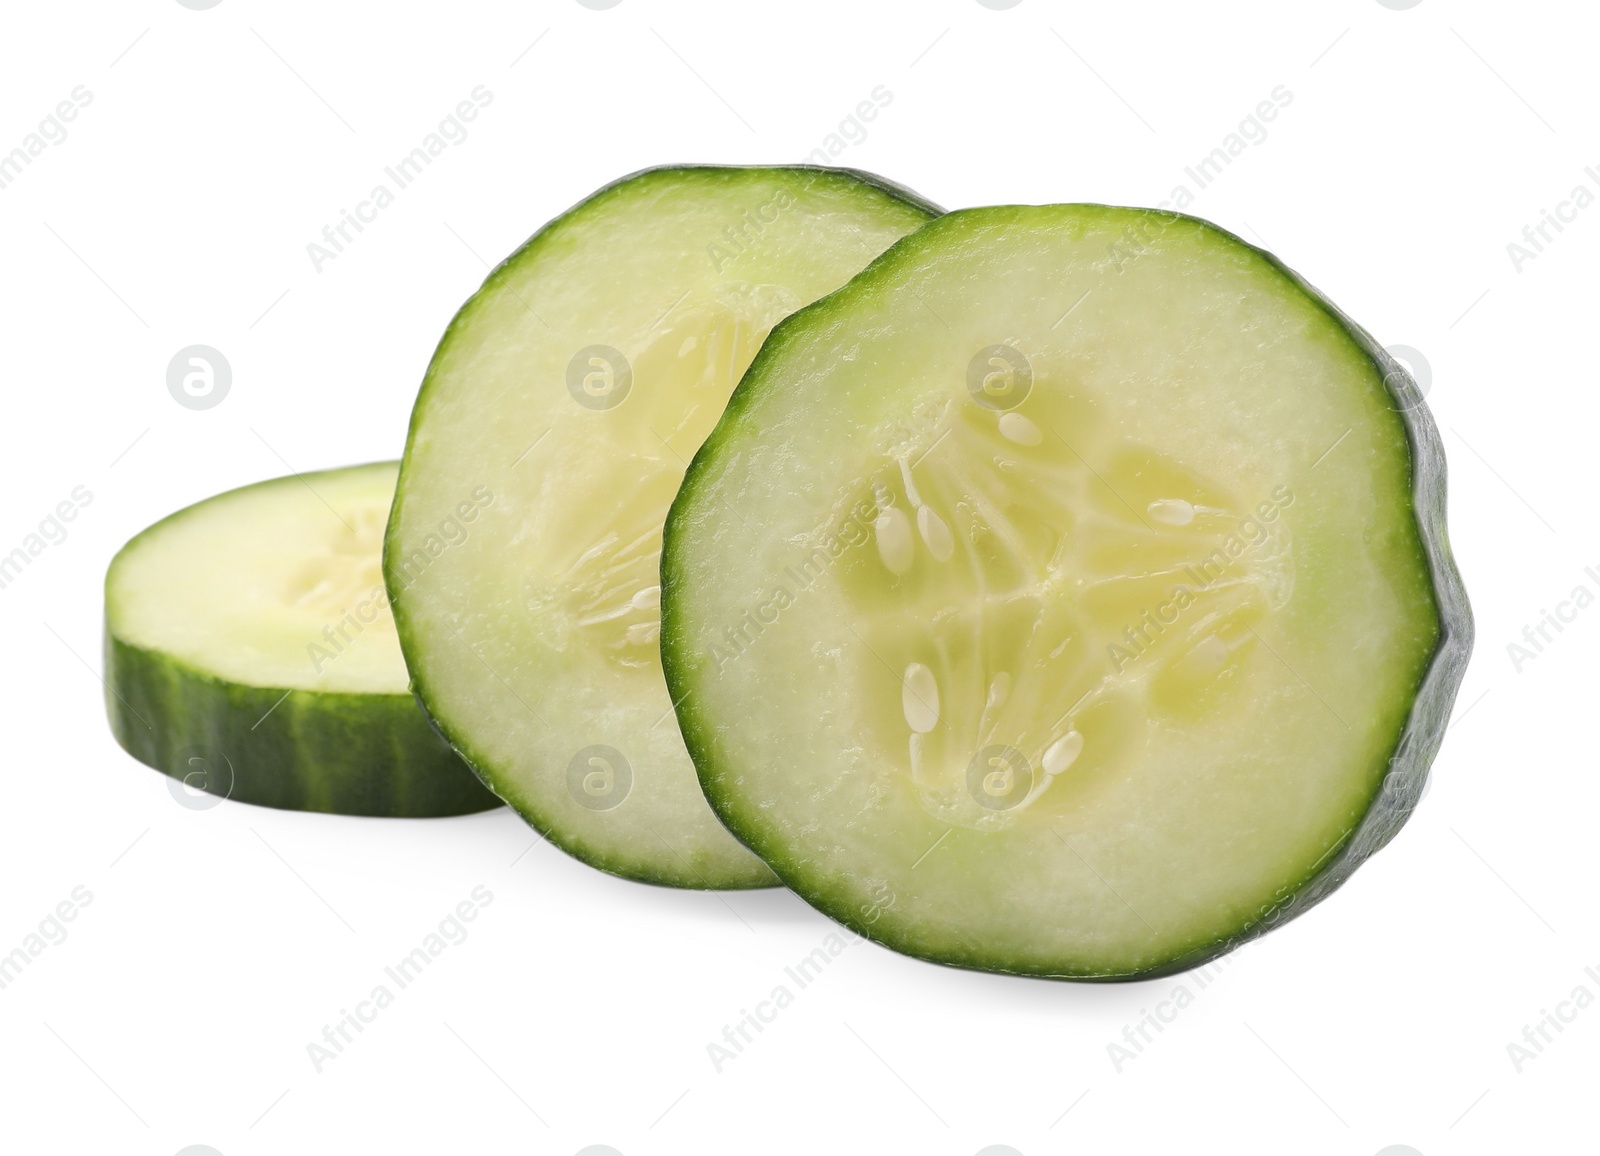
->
[662,205,1471,976]
[106,462,500,816]
[386,165,939,887]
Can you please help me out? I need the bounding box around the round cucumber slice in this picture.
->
[386,165,940,888]
[662,205,1472,977]
[105,462,500,817]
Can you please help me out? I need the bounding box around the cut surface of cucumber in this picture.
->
[662,205,1471,976]
[386,165,939,887]
[106,462,500,817]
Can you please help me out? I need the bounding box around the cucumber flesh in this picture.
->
[663,205,1470,976]
[386,166,940,887]
[105,462,500,817]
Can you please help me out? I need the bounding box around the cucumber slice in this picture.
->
[105,462,500,817]
[386,165,939,887]
[662,205,1472,976]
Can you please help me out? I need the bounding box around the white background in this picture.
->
[0,1,1590,1153]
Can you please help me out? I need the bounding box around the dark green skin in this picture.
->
[106,628,501,818]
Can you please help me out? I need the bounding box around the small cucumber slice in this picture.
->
[386,165,939,887]
[663,205,1472,976]
[105,462,499,817]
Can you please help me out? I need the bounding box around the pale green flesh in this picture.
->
[665,206,1440,973]
[109,463,405,694]
[387,167,937,888]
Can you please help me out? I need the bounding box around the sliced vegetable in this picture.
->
[386,165,940,886]
[662,205,1471,976]
[106,462,499,817]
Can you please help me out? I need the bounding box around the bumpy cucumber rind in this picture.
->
[662,204,1473,979]
[1182,237,1473,977]
[460,163,944,291]
[385,164,940,887]
[105,635,500,817]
